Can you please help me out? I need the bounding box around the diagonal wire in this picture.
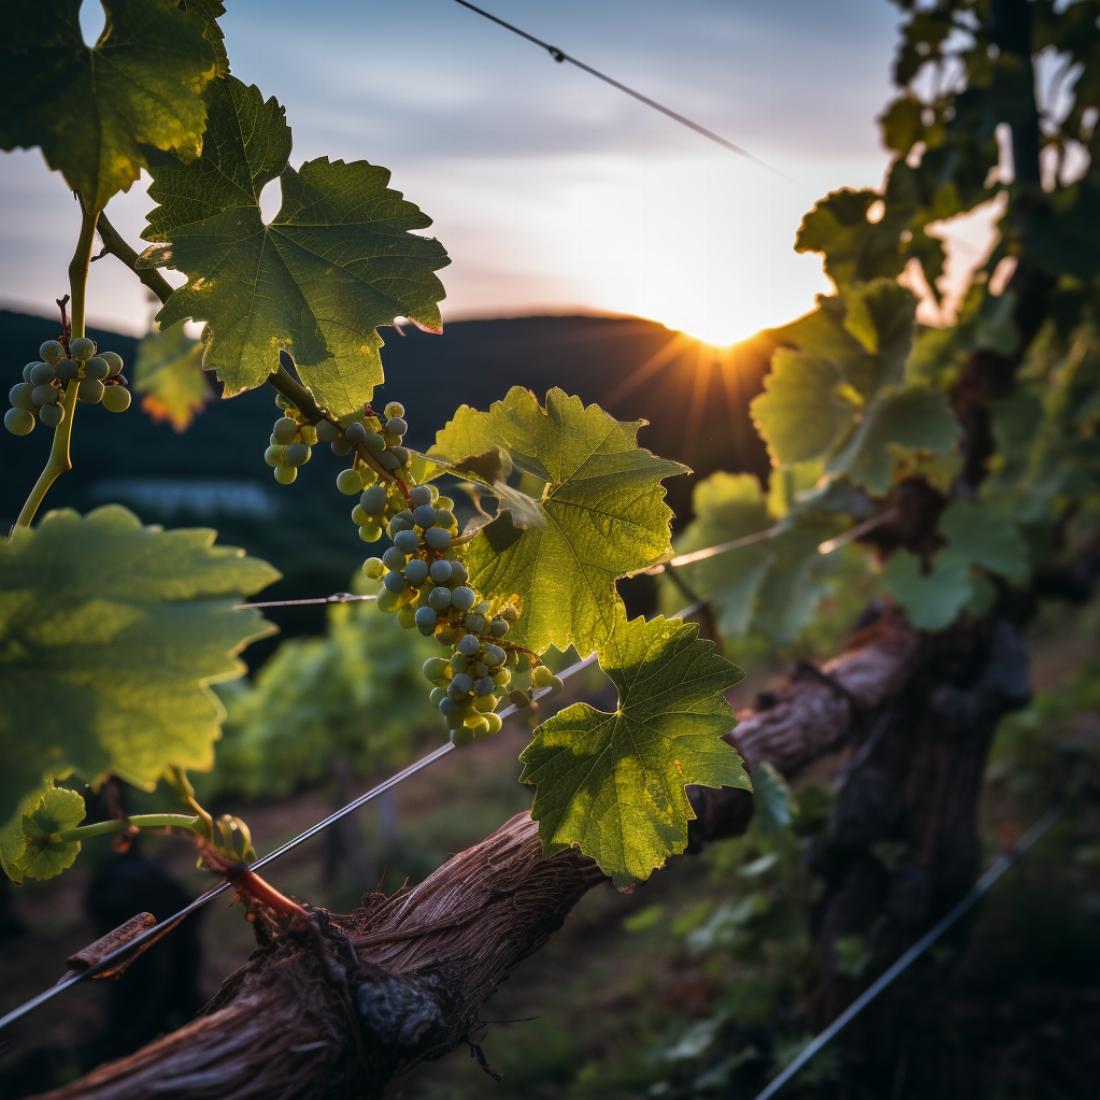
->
[449,0,791,181]
[0,603,700,1034]
[752,806,1063,1100]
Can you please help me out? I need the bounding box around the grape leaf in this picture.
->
[937,499,1029,583]
[0,784,86,884]
[432,388,687,655]
[658,473,842,644]
[133,322,211,432]
[0,506,278,826]
[181,0,229,77]
[828,386,959,493]
[0,0,216,211]
[882,549,973,631]
[750,351,856,466]
[140,77,450,417]
[796,189,904,288]
[519,614,749,885]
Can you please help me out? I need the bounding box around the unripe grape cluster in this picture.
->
[362,481,562,743]
[263,394,320,485]
[5,337,129,436]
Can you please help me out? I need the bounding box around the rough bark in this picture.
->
[32,615,920,1100]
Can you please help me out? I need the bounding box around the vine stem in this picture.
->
[58,813,203,843]
[12,198,99,530]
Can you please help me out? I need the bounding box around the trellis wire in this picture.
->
[753,806,1063,1100]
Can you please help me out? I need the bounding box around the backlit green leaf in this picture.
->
[432,388,687,655]
[140,77,449,417]
[0,506,278,826]
[133,321,211,432]
[520,613,749,885]
[882,548,973,631]
[938,499,1029,583]
[0,784,86,884]
[0,0,216,210]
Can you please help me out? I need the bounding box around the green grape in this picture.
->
[436,495,455,511]
[29,361,56,385]
[483,643,506,667]
[331,437,354,457]
[384,401,405,419]
[56,358,80,381]
[31,384,59,406]
[429,687,447,706]
[101,351,124,377]
[22,362,38,382]
[358,524,383,542]
[38,340,64,364]
[463,714,490,733]
[274,464,298,485]
[84,356,110,381]
[376,590,402,613]
[336,468,363,495]
[474,693,497,713]
[273,417,298,444]
[38,402,64,428]
[423,656,450,682]
[101,386,131,414]
[450,727,475,746]
[345,421,367,444]
[397,606,416,630]
[69,336,96,360]
[351,503,370,525]
[78,377,105,404]
[361,485,388,514]
[362,557,385,579]
[299,424,318,445]
[315,419,339,443]
[4,407,35,436]
[425,527,452,551]
[265,444,285,467]
[8,383,35,411]
[484,713,503,735]
[433,511,457,529]
[283,442,310,466]
[493,667,512,689]
[532,664,556,689]
[405,558,429,586]
[410,485,433,507]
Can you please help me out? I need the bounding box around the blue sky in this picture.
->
[1,1,913,343]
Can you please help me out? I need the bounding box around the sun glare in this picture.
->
[555,154,834,350]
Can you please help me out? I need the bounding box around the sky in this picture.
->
[0,0,971,346]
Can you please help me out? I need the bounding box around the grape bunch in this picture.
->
[362,483,563,744]
[263,393,319,485]
[5,337,129,436]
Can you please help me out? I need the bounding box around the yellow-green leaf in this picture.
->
[520,613,748,886]
[133,321,211,432]
[432,388,687,655]
[1,784,86,884]
[0,506,278,826]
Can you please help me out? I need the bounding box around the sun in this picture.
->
[557,153,832,351]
